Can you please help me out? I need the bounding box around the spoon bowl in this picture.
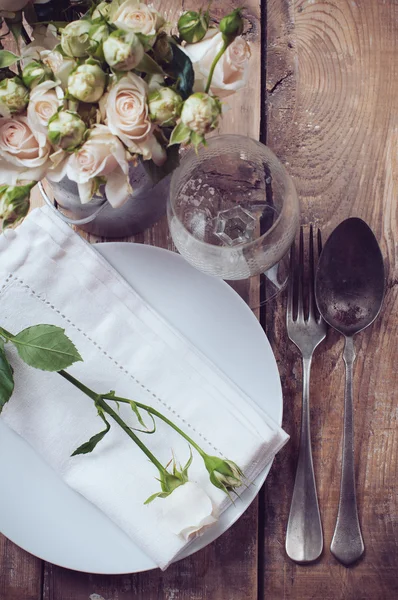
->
[315,217,385,566]
[315,217,385,337]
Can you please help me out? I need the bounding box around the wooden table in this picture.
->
[1,1,397,598]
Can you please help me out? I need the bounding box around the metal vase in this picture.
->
[41,159,174,238]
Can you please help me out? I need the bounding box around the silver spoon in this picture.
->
[315,218,385,566]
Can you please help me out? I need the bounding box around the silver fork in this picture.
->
[285,226,327,563]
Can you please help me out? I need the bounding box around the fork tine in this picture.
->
[287,238,295,321]
[315,228,323,321]
[297,226,304,321]
[308,225,315,316]
[317,227,323,255]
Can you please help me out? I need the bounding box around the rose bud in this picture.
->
[68,60,107,103]
[202,455,243,494]
[103,29,144,71]
[0,182,35,229]
[92,1,111,21]
[219,8,244,44]
[180,92,221,135]
[0,77,29,117]
[178,10,209,44]
[87,22,109,62]
[22,60,53,90]
[48,110,87,151]
[148,87,183,127]
[61,20,91,58]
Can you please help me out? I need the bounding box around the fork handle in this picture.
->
[330,336,365,565]
[286,356,323,563]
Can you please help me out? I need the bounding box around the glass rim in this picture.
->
[168,134,298,253]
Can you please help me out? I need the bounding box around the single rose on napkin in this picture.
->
[0,207,289,569]
[0,319,245,529]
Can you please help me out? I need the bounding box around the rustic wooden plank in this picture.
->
[42,501,258,600]
[263,0,398,598]
[39,2,262,599]
[0,536,42,600]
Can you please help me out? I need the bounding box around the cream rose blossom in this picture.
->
[22,27,75,90]
[160,482,217,541]
[0,116,52,185]
[183,30,251,98]
[104,72,166,166]
[111,0,164,42]
[51,125,131,208]
[27,80,63,135]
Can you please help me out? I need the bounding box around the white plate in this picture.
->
[0,243,282,574]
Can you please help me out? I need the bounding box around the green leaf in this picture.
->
[169,122,191,146]
[162,40,194,99]
[0,345,14,414]
[9,325,83,371]
[0,50,20,69]
[144,491,169,505]
[4,19,23,50]
[71,412,110,456]
[129,401,156,434]
[136,53,165,75]
[182,448,193,477]
[190,131,206,151]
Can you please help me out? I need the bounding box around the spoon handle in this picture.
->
[331,336,365,565]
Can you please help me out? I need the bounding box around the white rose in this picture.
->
[42,51,76,90]
[183,30,251,99]
[160,482,217,541]
[0,115,52,185]
[21,24,58,66]
[29,23,59,51]
[104,72,166,166]
[23,42,76,91]
[27,80,63,135]
[56,125,131,208]
[111,0,164,43]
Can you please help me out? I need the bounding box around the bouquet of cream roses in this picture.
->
[0,0,251,228]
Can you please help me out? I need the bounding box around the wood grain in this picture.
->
[0,537,42,600]
[264,0,398,598]
[2,1,397,598]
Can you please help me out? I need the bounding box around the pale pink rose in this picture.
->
[56,125,131,208]
[104,72,166,166]
[0,115,52,184]
[183,30,251,98]
[27,81,63,135]
[111,0,164,42]
[160,482,217,541]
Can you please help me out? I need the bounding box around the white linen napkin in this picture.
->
[0,207,288,569]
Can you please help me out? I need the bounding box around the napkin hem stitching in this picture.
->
[3,274,223,456]
[1,273,13,293]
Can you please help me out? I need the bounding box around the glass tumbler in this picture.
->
[168,135,300,304]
